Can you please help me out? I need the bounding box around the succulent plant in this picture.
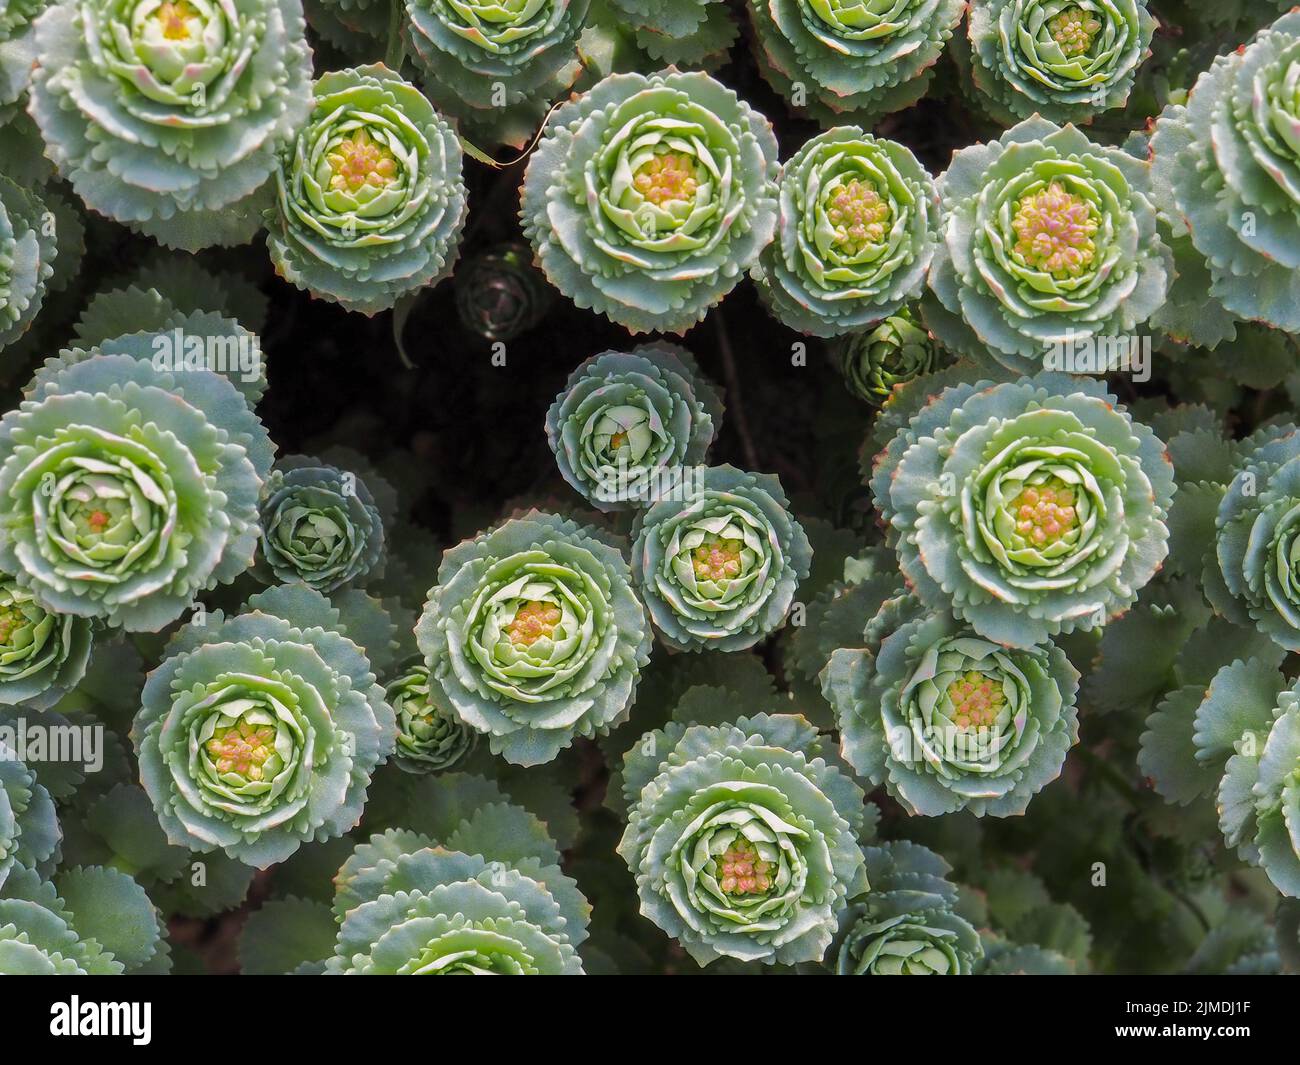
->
[831,842,983,974]
[453,242,553,342]
[415,510,652,766]
[605,0,738,68]
[869,371,1174,647]
[28,0,313,250]
[833,307,946,405]
[0,313,272,631]
[0,746,58,890]
[387,661,478,774]
[963,0,1156,124]
[267,64,468,315]
[0,175,56,352]
[1150,11,1300,332]
[545,344,723,512]
[630,464,812,652]
[747,0,967,126]
[0,577,93,710]
[820,577,1080,815]
[0,0,45,110]
[927,116,1171,372]
[521,69,780,335]
[133,585,396,867]
[752,127,941,337]
[618,712,870,966]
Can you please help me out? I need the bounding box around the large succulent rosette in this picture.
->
[388,661,477,774]
[0,747,57,890]
[617,713,870,967]
[520,70,780,335]
[927,116,1170,373]
[328,795,589,974]
[415,511,652,766]
[747,0,967,126]
[404,0,589,148]
[0,312,272,631]
[820,579,1080,815]
[267,65,468,316]
[544,343,724,512]
[1206,430,1300,652]
[133,585,396,867]
[1140,659,1300,897]
[0,578,93,710]
[0,175,56,353]
[831,841,982,974]
[752,127,941,337]
[834,306,945,405]
[630,464,812,652]
[964,0,1155,124]
[28,0,312,250]
[257,455,386,592]
[869,372,1174,647]
[0,0,46,110]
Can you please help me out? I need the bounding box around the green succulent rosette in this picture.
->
[630,465,811,652]
[1206,431,1300,653]
[964,0,1156,124]
[0,578,93,710]
[521,69,780,336]
[267,64,468,316]
[0,0,46,110]
[747,0,967,126]
[605,0,738,69]
[327,796,589,974]
[833,306,946,405]
[404,0,589,149]
[617,712,870,967]
[0,175,56,353]
[28,0,313,251]
[927,116,1170,373]
[388,661,477,774]
[1150,11,1300,332]
[544,343,724,512]
[415,511,652,766]
[0,865,166,974]
[453,242,553,342]
[831,841,983,974]
[869,372,1174,647]
[1140,659,1300,897]
[0,314,272,631]
[820,579,1080,816]
[0,746,58,891]
[257,455,386,593]
[752,127,941,338]
[133,585,396,867]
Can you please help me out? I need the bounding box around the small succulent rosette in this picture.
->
[0,746,58,891]
[605,0,738,69]
[328,793,589,974]
[256,455,387,593]
[820,579,1080,816]
[454,242,553,342]
[630,464,811,652]
[521,69,780,335]
[404,0,589,149]
[28,0,313,250]
[545,343,724,512]
[927,116,1171,373]
[0,577,93,711]
[752,127,941,338]
[831,841,983,974]
[1151,10,1300,332]
[1140,658,1300,897]
[387,660,478,774]
[0,174,56,352]
[267,64,468,316]
[133,585,397,868]
[617,712,870,967]
[0,312,273,632]
[834,306,946,405]
[0,0,45,110]
[0,866,167,974]
[415,511,652,766]
[962,0,1156,124]
[869,372,1174,647]
[1206,430,1300,652]
[747,0,967,126]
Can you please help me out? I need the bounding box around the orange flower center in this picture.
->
[206,720,277,781]
[633,152,699,206]
[1010,479,1078,546]
[506,600,562,647]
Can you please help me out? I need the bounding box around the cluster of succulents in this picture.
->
[2,0,1300,985]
